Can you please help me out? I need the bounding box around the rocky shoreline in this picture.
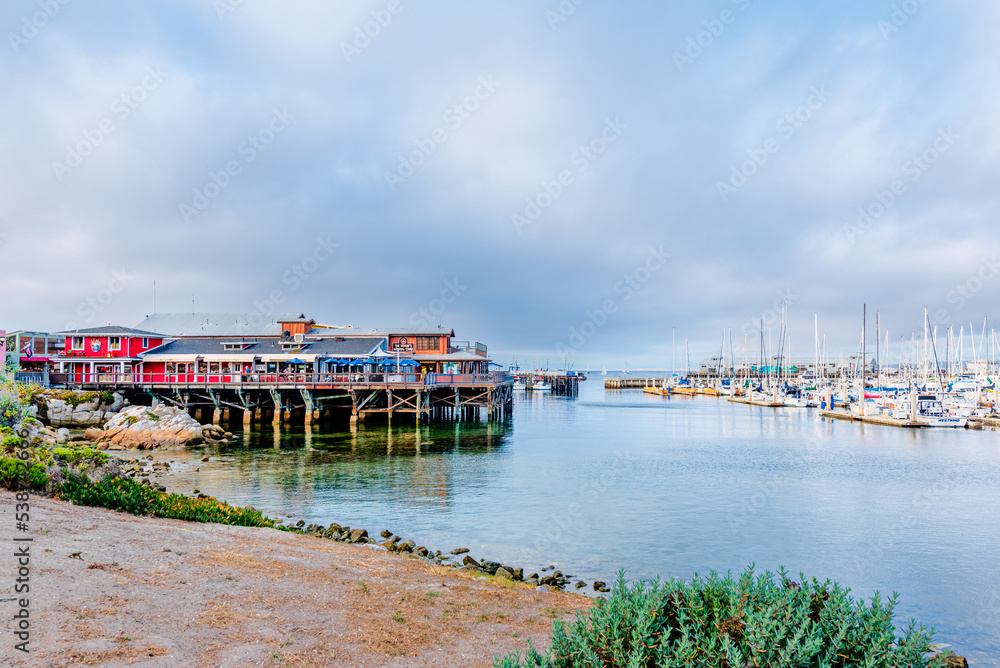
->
[105,450,613,595]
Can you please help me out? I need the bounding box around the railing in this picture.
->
[14,372,48,386]
[449,341,488,356]
[50,371,512,388]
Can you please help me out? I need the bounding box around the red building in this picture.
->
[54,326,164,383]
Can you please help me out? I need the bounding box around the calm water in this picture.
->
[192,379,1000,663]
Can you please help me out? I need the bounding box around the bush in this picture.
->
[58,475,276,528]
[496,568,948,668]
[0,457,48,490]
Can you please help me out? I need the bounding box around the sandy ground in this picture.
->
[0,492,591,667]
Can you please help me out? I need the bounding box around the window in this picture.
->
[416,336,440,351]
[142,338,149,348]
[72,337,84,351]
[109,337,121,351]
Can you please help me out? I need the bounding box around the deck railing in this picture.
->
[49,371,511,389]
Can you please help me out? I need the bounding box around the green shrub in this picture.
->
[98,391,115,405]
[58,475,276,528]
[0,457,48,490]
[496,568,947,668]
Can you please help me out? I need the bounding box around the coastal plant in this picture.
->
[57,474,277,528]
[496,567,950,668]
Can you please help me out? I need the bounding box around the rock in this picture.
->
[575,581,586,589]
[536,585,551,592]
[414,547,429,558]
[380,530,392,539]
[108,444,126,451]
[594,581,610,593]
[450,548,470,555]
[223,432,233,439]
[295,520,305,528]
[525,577,539,586]
[461,564,482,572]
[200,455,210,462]
[322,526,342,540]
[933,655,968,668]
[513,568,523,581]
[390,535,401,544]
[480,561,501,576]
[305,524,321,534]
[193,489,200,494]
[379,540,396,550]
[84,427,105,442]
[528,573,539,580]
[462,555,480,568]
[95,405,205,449]
[495,567,513,580]
[398,540,416,554]
[348,529,368,543]
[46,395,117,427]
[55,428,69,444]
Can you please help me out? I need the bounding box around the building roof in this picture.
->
[57,325,163,337]
[135,313,307,338]
[141,336,386,361]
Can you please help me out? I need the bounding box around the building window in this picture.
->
[109,337,121,351]
[142,338,149,348]
[72,337,84,351]
[416,336,439,351]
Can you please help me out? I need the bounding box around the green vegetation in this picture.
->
[57,474,277,528]
[496,569,949,668]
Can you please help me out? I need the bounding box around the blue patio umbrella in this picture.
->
[286,358,306,365]
[398,359,420,367]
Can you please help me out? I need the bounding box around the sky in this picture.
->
[1,0,998,369]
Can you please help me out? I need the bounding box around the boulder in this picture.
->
[462,555,480,568]
[348,529,368,543]
[46,394,122,427]
[55,428,69,444]
[91,405,204,449]
[933,655,968,668]
[450,548,470,555]
[380,530,393,539]
[495,567,513,580]
[398,540,416,553]
[480,561,501,576]
[414,546,429,558]
[593,581,610,593]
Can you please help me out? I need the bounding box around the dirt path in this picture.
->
[1,492,591,667]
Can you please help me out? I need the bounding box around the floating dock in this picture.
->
[819,409,925,428]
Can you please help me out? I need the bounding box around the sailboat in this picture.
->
[600,365,607,376]
[622,362,630,375]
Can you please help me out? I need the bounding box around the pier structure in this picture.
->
[47,315,514,425]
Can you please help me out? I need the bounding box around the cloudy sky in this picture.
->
[1,0,998,368]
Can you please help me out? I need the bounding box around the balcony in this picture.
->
[450,341,488,357]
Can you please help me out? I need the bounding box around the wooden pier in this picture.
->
[604,377,664,390]
[50,371,515,426]
[819,409,926,428]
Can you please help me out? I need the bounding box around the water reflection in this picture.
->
[188,386,1000,663]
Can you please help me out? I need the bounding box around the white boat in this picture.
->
[600,365,607,376]
[532,379,552,391]
[889,394,968,427]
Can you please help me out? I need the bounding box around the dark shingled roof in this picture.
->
[141,337,385,357]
